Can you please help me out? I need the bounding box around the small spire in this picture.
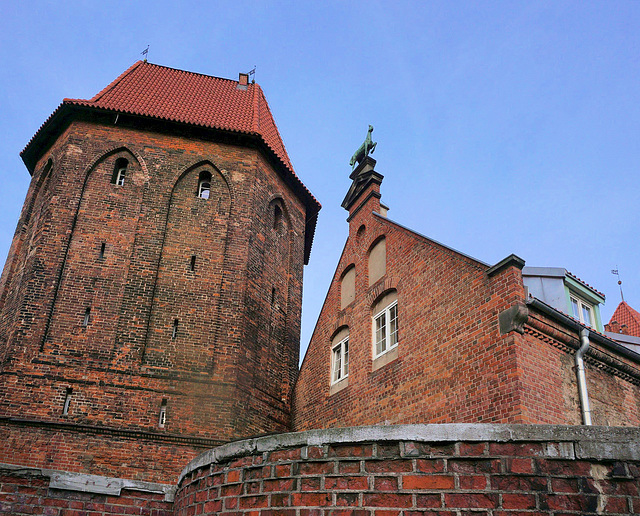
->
[611,267,624,302]
[141,45,149,63]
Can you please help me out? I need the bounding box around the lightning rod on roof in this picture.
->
[611,267,624,302]
[141,45,149,62]
[248,66,256,84]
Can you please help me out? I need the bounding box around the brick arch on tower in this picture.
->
[41,146,147,360]
[142,160,231,374]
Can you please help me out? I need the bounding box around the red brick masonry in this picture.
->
[174,424,640,516]
[2,424,638,515]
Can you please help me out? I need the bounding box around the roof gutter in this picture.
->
[526,297,640,363]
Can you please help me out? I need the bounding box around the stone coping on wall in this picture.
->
[0,462,176,501]
[178,423,640,484]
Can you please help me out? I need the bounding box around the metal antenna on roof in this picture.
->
[248,66,256,84]
[141,45,149,63]
[611,267,624,302]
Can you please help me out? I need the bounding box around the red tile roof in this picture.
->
[65,60,294,172]
[21,61,320,262]
[608,301,640,337]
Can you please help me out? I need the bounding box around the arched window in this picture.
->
[368,236,386,286]
[372,290,398,358]
[111,158,128,186]
[340,265,355,309]
[331,327,349,385]
[198,171,212,199]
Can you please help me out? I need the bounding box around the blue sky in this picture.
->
[1,1,638,357]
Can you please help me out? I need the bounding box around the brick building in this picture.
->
[1,62,639,515]
[0,61,320,483]
[292,156,640,430]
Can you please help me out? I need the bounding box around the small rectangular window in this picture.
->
[62,388,73,416]
[172,319,179,339]
[190,255,196,271]
[570,295,594,328]
[83,308,91,327]
[158,399,167,428]
[99,242,106,259]
[374,300,399,358]
[331,337,349,384]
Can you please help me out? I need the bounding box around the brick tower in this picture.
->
[0,62,320,482]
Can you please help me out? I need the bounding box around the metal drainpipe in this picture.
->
[576,328,592,425]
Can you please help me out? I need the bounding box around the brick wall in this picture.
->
[174,424,640,516]
[0,463,174,515]
[293,162,640,430]
[0,115,309,482]
[293,174,529,429]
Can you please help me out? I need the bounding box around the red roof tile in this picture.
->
[608,301,640,337]
[21,61,320,263]
[64,61,294,172]
[566,270,605,299]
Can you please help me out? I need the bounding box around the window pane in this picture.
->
[571,298,580,319]
[333,347,341,382]
[199,181,211,199]
[343,340,349,376]
[582,304,592,327]
[375,313,386,355]
[389,304,398,347]
[117,168,126,186]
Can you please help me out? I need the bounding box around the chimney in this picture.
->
[239,73,249,85]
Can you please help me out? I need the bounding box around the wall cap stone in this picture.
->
[179,423,640,484]
[0,463,176,501]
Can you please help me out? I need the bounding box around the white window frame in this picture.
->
[570,295,595,327]
[373,300,398,358]
[331,336,349,385]
[198,179,211,199]
[115,167,126,186]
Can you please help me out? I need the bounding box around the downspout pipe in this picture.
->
[576,328,592,426]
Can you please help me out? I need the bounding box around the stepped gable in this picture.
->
[609,301,640,337]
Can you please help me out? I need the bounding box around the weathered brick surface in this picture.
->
[0,470,173,516]
[0,114,310,481]
[174,436,640,515]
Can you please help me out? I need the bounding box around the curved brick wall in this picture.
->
[175,424,640,515]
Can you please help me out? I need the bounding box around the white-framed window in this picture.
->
[571,295,594,327]
[331,333,349,385]
[112,158,128,186]
[198,171,212,199]
[372,291,398,358]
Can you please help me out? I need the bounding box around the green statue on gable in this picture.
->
[350,125,377,170]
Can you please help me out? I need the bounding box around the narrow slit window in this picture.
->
[190,255,196,271]
[83,308,91,327]
[99,242,106,259]
[271,287,276,305]
[198,171,212,199]
[172,319,179,339]
[273,204,283,229]
[62,388,73,416]
[158,399,167,428]
[111,158,129,186]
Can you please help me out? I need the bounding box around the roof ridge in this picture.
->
[255,85,294,170]
[88,60,145,103]
[140,60,242,85]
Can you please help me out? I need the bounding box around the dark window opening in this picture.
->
[83,308,91,327]
[271,287,276,305]
[273,204,282,229]
[172,319,179,339]
[111,158,129,186]
[62,388,73,416]
[198,171,212,199]
[99,242,106,259]
[190,255,196,271]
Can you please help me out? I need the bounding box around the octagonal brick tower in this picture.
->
[0,61,319,482]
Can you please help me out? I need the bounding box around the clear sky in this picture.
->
[1,1,638,359]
